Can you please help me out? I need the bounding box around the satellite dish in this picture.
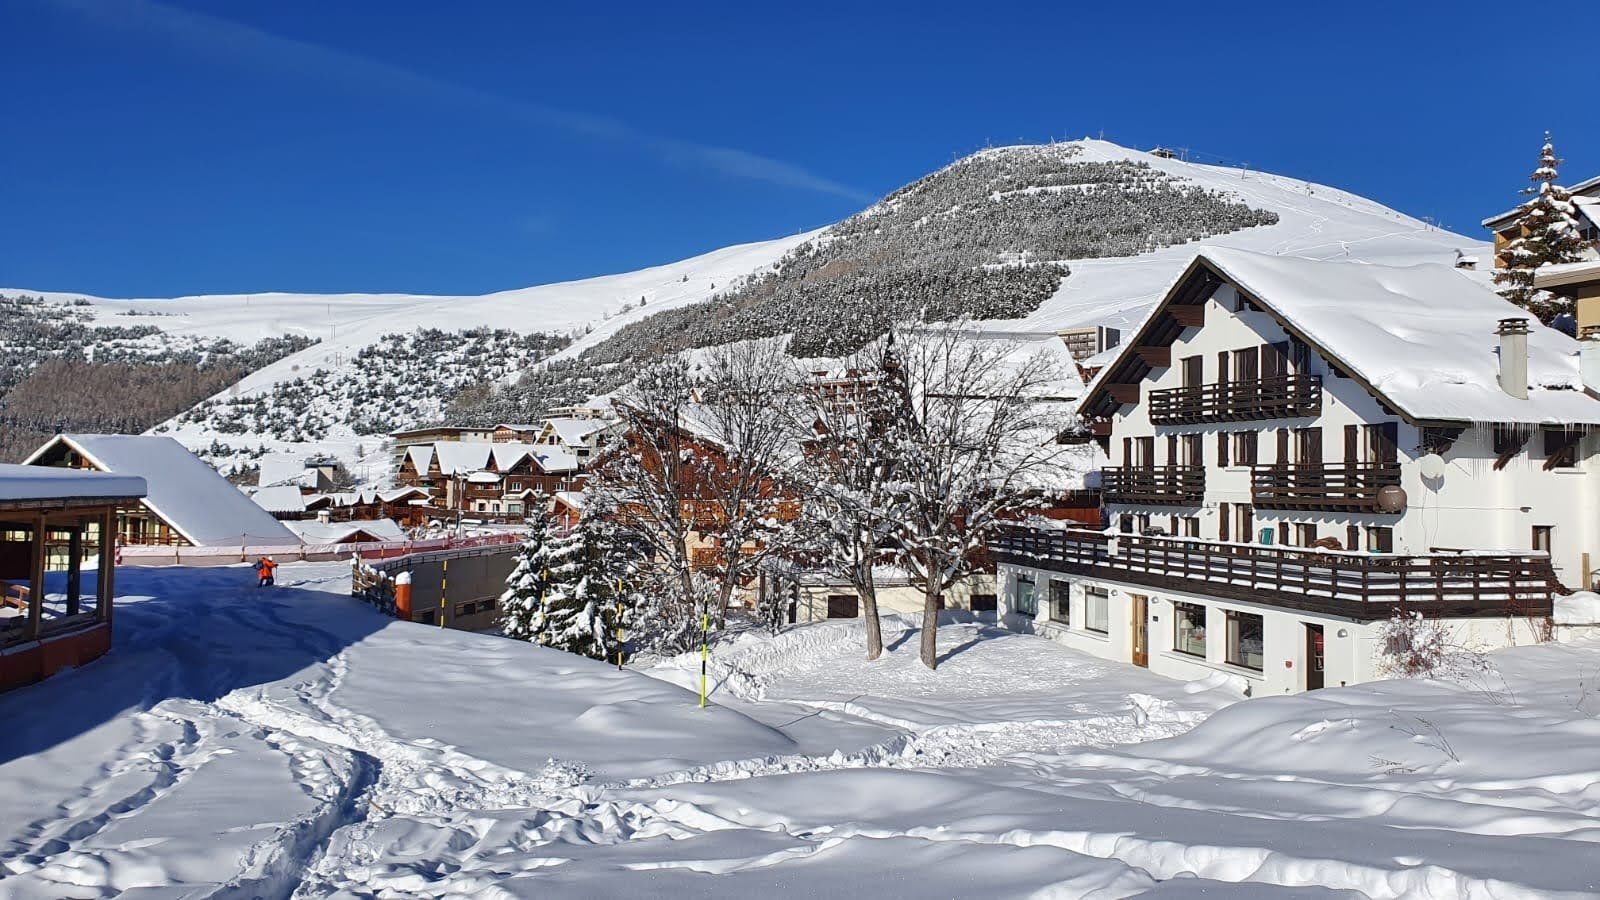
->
[1376,484,1408,514]
[1419,453,1446,481]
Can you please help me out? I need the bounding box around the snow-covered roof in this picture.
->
[1535,259,1600,290]
[530,446,581,474]
[541,417,609,446]
[287,518,406,544]
[466,470,501,484]
[404,444,435,475]
[1482,177,1600,229]
[378,486,429,503]
[251,484,307,515]
[433,442,492,476]
[492,423,542,433]
[1086,250,1600,426]
[553,489,586,511]
[24,435,300,546]
[257,454,317,489]
[0,463,147,504]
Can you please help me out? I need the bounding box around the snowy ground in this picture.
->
[2,564,1598,898]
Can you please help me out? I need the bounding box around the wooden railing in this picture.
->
[1148,374,1322,424]
[1102,466,1205,505]
[1252,462,1402,511]
[990,524,1555,619]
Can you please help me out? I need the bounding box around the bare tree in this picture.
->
[888,323,1071,669]
[590,358,702,625]
[790,339,907,659]
[693,339,803,619]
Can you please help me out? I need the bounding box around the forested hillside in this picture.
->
[0,294,314,461]
[450,144,1278,425]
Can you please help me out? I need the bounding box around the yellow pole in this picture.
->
[439,558,448,628]
[699,612,709,708]
[615,577,625,670]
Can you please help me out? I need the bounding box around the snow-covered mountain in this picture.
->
[4,139,1485,475]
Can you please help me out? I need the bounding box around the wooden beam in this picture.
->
[1134,346,1171,368]
[26,512,44,641]
[1167,305,1206,328]
[99,507,116,627]
[1108,383,1140,405]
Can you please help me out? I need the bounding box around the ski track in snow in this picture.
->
[3,566,1598,898]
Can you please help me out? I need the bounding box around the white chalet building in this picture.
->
[995,249,1600,695]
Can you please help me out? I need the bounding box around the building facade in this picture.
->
[996,250,1599,694]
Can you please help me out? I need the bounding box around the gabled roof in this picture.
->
[378,486,430,503]
[25,435,300,546]
[1482,174,1600,228]
[257,454,317,489]
[287,518,406,544]
[541,417,609,445]
[251,484,308,515]
[0,463,146,504]
[405,444,434,475]
[1081,249,1600,426]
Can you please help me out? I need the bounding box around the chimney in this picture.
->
[1581,325,1600,397]
[1497,317,1529,400]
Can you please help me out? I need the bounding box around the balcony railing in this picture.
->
[990,524,1556,620]
[1102,466,1205,505]
[1252,462,1402,512]
[1148,374,1322,425]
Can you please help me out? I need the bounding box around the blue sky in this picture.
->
[3,0,1595,297]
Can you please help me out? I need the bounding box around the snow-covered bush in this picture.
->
[1376,611,1491,681]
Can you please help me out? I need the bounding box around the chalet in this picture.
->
[287,518,406,545]
[533,412,615,464]
[399,441,581,517]
[25,435,299,548]
[0,464,146,691]
[388,424,494,471]
[994,249,1600,694]
[1484,173,1600,333]
[257,454,336,493]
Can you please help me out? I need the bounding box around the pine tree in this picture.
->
[498,501,558,642]
[1494,133,1589,323]
[536,498,627,660]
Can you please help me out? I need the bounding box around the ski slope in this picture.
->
[1,563,1596,897]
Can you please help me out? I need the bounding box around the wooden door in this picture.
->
[1304,623,1325,690]
[1131,594,1149,667]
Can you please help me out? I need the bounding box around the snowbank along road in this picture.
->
[1,563,1597,898]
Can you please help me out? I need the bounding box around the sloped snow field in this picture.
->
[2,564,1597,898]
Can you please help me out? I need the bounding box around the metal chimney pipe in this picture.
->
[1497,317,1529,400]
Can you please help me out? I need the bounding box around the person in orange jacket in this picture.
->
[254,556,279,587]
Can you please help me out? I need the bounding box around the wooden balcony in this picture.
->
[1252,462,1401,512]
[1101,466,1204,505]
[1148,374,1322,425]
[990,524,1556,620]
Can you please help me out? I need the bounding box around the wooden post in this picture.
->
[27,513,45,641]
[66,522,83,617]
[99,507,117,627]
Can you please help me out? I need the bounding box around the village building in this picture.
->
[0,464,146,691]
[286,518,407,545]
[387,425,495,471]
[398,441,582,518]
[994,249,1600,695]
[1483,172,1600,333]
[25,435,300,548]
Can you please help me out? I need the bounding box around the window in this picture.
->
[1173,602,1206,657]
[1235,505,1254,544]
[1118,515,1134,534]
[1049,579,1072,624]
[1182,516,1200,538]
[1364,423,1399,465]
[1233,431,1258,466]
[1226,610,1265,670]
[1013,574,1037,616]
[1233,347,1259,381]
[1347,525,1360,553]
[969,593,998,612]
[1295,427,1322,465]
[1295,523,1318,547]
[1084,587,1110,633]
[1182,355,1203,388]
[827,595,860,618]
[1532,526,1553,554]
[1182,434,1203,467]
[1366,526,1394,553]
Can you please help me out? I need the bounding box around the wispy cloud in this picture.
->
[44,0,873,202]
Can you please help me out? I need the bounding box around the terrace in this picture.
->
[991,523,1555,620]
[1148,374,1323,425]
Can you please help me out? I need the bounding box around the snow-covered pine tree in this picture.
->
[498,499,558,642]
[535,497,627,661]
[1493,133,1589,323]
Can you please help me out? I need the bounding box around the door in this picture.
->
[1131,594,1149,667]
[1304,623,1325,690]
[826,595,859,619]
